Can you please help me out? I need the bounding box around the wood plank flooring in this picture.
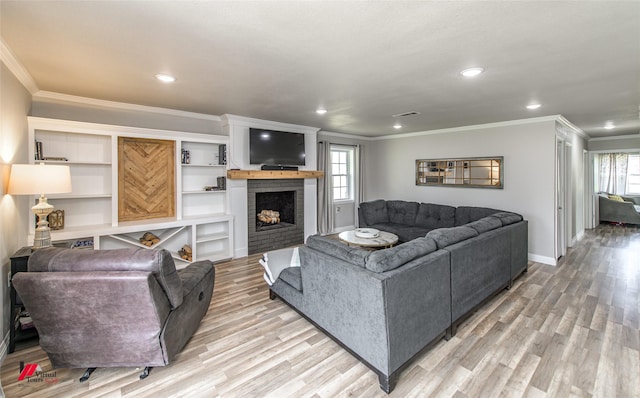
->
[1,224,639,397]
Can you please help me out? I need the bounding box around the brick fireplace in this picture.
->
[247,179,304,254]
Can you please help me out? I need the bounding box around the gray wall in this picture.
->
[0,62,32,355]
[363,119,558,263]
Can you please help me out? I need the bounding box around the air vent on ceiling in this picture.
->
[392,111,420,118]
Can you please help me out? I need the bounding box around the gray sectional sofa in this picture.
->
[269,199,528,393]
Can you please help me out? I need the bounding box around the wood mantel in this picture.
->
[227,170,324,180]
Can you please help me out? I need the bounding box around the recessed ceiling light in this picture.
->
[604,122,616,130]
[393,122,402,129]
[460,67,484,77]
[155,73,176,83]
[526,103,542,110]
[316,108,327,115]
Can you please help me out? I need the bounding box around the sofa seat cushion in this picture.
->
[426,226,479,249]
[454,206,501,226]
[279,267,302,292]
[465,216,502,234]
[306,235,369,267]
[365,237,438,272]
[415,203,456,230]
[491,212,523,226]
[359,199,389,225]
[366,223,429,243]
[387,200,419,225]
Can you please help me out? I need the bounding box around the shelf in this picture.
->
[182,190,226,194]
[196,232,229,244]
[181,163,225,168]
[48,193,112,199]
[227,170,324,179]
[38,160,112,166]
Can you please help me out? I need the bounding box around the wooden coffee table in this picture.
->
[338,229,398,249]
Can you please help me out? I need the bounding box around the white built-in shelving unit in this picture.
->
[27,117,233,266]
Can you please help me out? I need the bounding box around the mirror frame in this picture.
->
[415,156,504,189]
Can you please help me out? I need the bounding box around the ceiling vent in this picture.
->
[392,111,420,118]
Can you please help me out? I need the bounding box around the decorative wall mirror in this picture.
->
[416,156,503,189]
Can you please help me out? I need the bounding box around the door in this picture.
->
[556,138,566,261]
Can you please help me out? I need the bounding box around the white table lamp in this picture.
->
[8,164,72,249]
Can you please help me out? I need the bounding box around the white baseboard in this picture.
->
[529,253,556,266]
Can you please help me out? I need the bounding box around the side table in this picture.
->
[9,246,38,353]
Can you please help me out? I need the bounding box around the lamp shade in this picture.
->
[8,164,72,195]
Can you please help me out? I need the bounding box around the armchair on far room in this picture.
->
[597,192,640,225]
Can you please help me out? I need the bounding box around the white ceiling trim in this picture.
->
[365,116,564,141]
[1,38,38,94]
[556,116,589,139]
[589,134,640,142]
[32,91,221,122]
[221,114,320,134]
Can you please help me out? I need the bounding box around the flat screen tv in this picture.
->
[249,128,306,166]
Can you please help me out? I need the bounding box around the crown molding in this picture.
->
[370,115,563,141]
[556,115,589,139]
[33,91,221,121]
[0,39,38,94]
[588,133,640,142]
[221,114,320,134]
[319,130,370,141]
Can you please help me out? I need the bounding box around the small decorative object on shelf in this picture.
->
[42,156,69,161]
[35,141,43,160]
[181,148,191,164]
[48,209,65,230]
[71,238,94,249]
[217,176,226,190]
[139,232,160,247]
[178,244,192,261]
[218,144,227,165]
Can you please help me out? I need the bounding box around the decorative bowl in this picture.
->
[354,228,380,239]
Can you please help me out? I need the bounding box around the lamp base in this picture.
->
[33,223,52,249]
[32,195,54,249]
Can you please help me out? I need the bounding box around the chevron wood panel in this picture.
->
[118,137,175,222]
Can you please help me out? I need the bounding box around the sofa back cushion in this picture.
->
[386,200,419,225]
[28,247,184,309]
[306,235,369,267]
[365,237,438,273]
[465,216,503,234]
[415,203,456,229]
[359,199,389,225]
[426,226,479,249]
[454,206,502,226]
[490,211,523,226]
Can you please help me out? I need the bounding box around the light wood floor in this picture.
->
[2,224,639,397]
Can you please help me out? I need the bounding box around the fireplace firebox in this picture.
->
[247,179,304,254]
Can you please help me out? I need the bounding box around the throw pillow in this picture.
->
[608,194,624,202]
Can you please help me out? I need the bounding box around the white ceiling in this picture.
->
[1,1,639,138]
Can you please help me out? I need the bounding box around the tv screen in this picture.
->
[249,128,306,166]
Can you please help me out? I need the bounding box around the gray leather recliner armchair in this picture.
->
[13,247,214,381]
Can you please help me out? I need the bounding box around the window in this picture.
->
[330,146,355,201]
[627,154,640,194]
